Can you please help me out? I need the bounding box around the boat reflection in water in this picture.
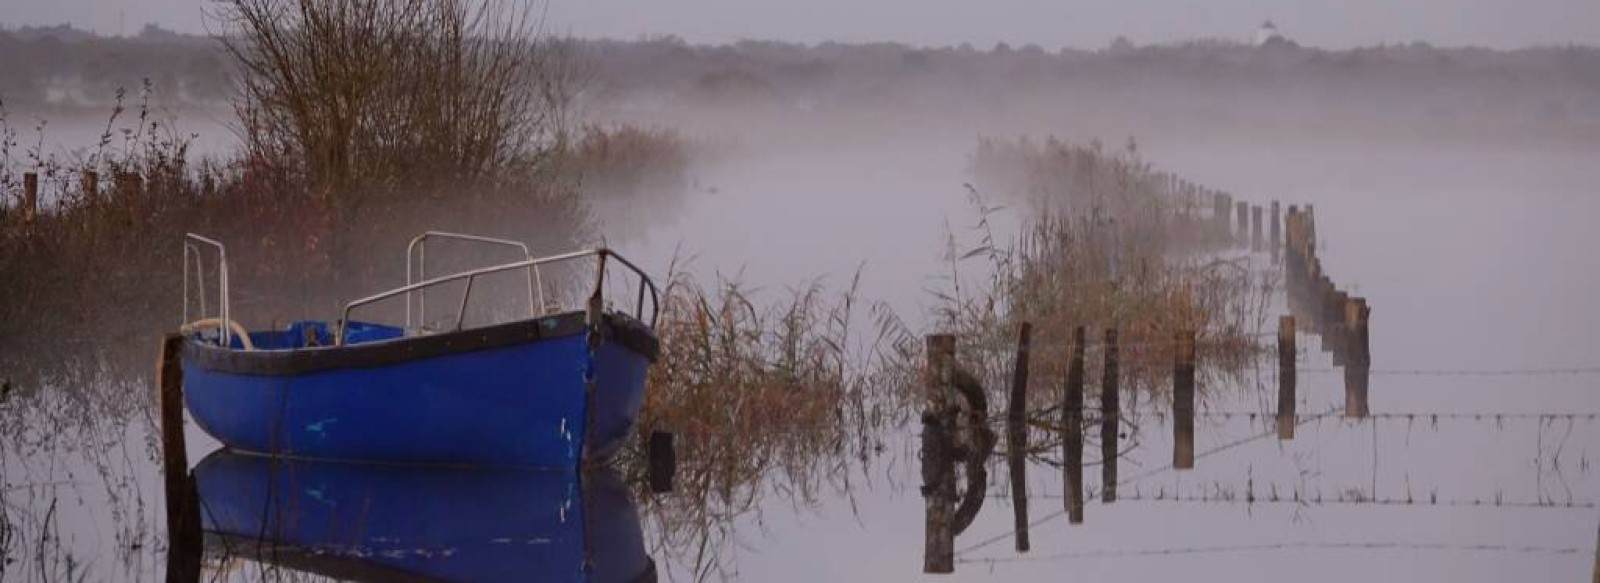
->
[191,450,654,582]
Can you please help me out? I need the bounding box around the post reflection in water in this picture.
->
[174,450,654,582]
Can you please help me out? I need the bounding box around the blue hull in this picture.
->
[194,450,652,582]
[182,313,656,467]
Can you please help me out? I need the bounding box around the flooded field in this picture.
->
[3,122,1597,582]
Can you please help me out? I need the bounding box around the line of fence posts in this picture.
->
[1283,205,1372,417]
[918,313,1313,567]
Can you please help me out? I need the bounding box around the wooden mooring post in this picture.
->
[1277,316,1297,439]
[159,334,201,583]
[22,172,38,223]
[1250,205,1263,253]
[1006,323,1032,552]
[923,334,957,574]
[1100,328,1120,503]
[1061,326,1086,524]
[1172,330,1196,469]
[1343,298,1372,418]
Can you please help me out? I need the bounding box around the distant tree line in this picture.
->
[3,24,1599,123]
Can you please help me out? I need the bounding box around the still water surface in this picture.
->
[2,131,1598,582]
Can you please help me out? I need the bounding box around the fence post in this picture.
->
[22,172,38,223]
[1062,326,1085,524]
[1215,193,1231,236]
[1250,205,1263,253]
[923,334,957,574]
[1270,201,1281,264]
[1235,201,1249,247]
[1007,323,1032,552]
[1327,288,1349,365]
[1101,328,1119,503]
[1343,298,1371,418]
[1277,316,1297,439]
[159,334,201,583]
[1173,330,1196,469]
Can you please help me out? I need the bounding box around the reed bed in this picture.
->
[622,265,921,580]
[955,137,1273,417]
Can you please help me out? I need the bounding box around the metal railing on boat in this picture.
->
[405,231,542,333]
[182,233,232,348]
[340,247,659,346]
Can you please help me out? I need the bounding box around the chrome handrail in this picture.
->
[182,233,232,348]
[339,247,659,346]
[405,231,541,332]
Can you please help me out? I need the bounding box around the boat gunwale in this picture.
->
[181,310,659,377]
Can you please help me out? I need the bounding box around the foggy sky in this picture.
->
[3,0,1598,49]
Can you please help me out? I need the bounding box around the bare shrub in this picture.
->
[215,0,571,193]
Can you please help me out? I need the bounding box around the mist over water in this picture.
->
[4,17,1600,583]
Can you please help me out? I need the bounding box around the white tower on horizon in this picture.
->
[1255,20,1285,46]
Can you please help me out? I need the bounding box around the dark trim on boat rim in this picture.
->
[182,311,659,377]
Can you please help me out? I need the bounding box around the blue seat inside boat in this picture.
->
[206,320,404,350]
[343,321,405,345]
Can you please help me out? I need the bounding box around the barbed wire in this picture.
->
[988,491,1597,510]
[955,540,1591,565]
[954,407,1339,556]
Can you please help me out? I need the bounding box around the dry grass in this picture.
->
[618,263,920,580]
[951,137,1272,412]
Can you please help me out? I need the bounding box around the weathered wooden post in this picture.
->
[1172,330,1196,469]
[1284,207,1302,307]
[1270,201,1282,264]
[1327,288,1349,365]
[923,334,957,574]
[1319,276,1338,336]
[1250,205,1263,253]
[159,334,201,583]
[22,172,38,223]
[1343,299,1371,418]
[1101,328,1119,503]
[1214,192,1231,235]
[1006,323,1032,552]
[81,170,99,204]
[1235,201,1249,247]
[1277,316,1297,439]
[1062,326,1086,524]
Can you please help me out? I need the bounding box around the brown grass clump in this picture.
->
[621,265,920,580]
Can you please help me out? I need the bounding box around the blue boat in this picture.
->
[178,232,660,468]
[193,449,654,582]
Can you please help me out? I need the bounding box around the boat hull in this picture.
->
[182,312,656,467]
